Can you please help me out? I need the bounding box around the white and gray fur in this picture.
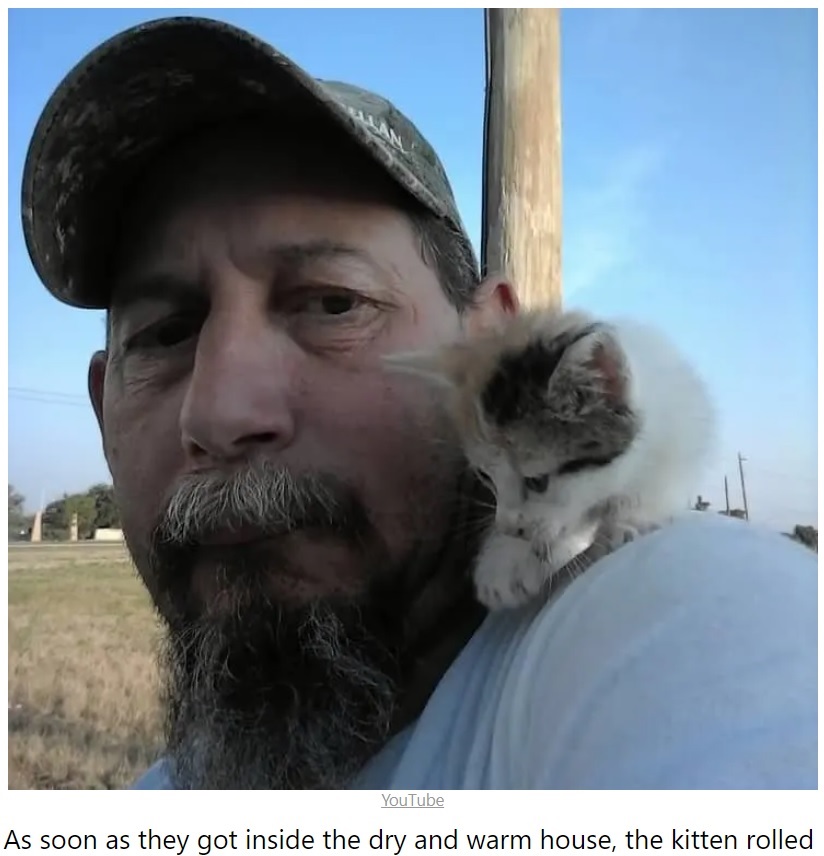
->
[385,308,716,610]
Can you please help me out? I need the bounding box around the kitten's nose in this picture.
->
[496,510,528,540]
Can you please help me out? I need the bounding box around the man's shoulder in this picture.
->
[488,514,817,787]
[562,512,815,611]
[518,512,817,694]
[600,511,814,580]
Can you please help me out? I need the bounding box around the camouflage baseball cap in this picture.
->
[22,15,476,309]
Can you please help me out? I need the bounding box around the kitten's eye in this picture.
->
[558,456,609,476]
[523,473,550,493]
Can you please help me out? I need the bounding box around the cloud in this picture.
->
[564,145,663,297]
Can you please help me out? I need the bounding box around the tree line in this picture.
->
[8,483,121,541]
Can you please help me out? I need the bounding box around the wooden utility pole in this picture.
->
[737,453,750,521]
[724,476,730,515]
[481,9,563,310]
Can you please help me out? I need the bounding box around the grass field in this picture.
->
[8,542,165,789]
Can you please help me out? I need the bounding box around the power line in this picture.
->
[9,386,87,401]
[10,392,90,409]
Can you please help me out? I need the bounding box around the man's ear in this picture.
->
[462,276,519,338]
[88,351,107,434]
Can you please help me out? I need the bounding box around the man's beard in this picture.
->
[159,594,401,790]
[145,459,471,789]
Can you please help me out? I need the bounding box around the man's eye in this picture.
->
[126,315,199,351]
[296,292,361,317]
[319,294,357,315]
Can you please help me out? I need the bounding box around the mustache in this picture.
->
[151,459,372,549]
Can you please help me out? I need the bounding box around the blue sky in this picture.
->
[8,9,818,531]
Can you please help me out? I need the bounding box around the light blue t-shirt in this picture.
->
[134,515,817,789]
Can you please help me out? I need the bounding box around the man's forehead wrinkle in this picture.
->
[265,240,376,270]
[110,240,387,314]
[111,155,418,310]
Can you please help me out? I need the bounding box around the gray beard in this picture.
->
[161,597,400,790]
[142,456,478,790]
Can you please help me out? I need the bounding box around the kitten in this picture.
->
[384,308,716,609]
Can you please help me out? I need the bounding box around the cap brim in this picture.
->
[22,16,451,309]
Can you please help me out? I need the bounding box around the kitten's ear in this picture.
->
[382,344,473,391]
[562,328,629,405]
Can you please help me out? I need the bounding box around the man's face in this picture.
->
[89,122,511,788]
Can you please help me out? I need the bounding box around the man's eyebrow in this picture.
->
[111,241,381,311]
[110,273,204,313]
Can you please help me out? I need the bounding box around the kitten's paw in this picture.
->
[474,534,550,610]
[597,520,660,556]
[612,523,641,546]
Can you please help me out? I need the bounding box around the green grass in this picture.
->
[8,544,165,789]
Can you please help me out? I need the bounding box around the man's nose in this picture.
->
[180,299,298,465]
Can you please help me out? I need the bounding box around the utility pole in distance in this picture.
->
[724,476,730,515]
[737,453,750,520]
[482,9,563,310]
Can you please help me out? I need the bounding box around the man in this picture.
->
[22,16,816,790]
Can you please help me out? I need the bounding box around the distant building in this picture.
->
[93,528,125,542]
[31,510,42,542]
